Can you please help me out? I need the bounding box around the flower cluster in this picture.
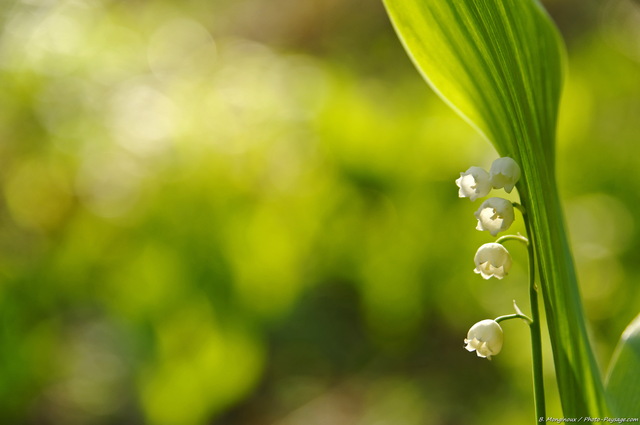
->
[456,156,520,279]
[456,157,522,359]
[456,157,521,201]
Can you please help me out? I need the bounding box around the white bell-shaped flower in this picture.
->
[455,166,491,201]
[473,243,512,279]
[474,197,515,236]
[464,319,504,359]
[489,157,521,193]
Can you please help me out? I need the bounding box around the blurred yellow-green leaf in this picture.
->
[606,313,640,417]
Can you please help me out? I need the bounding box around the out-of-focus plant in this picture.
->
[383,0,640,421]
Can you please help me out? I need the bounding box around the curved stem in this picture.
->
[496,234,529,246]
[523,210,546,423]
[495,313,532,325]
[512,202,526,215]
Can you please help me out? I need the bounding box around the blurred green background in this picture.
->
[0,0,638,423]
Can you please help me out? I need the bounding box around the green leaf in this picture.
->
[606,313,640,417]
[383,0,608,416]
[382,0,562,158]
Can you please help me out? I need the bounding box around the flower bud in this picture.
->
[489,157,521,193]
[455,166,491,201]
[473,243,512,279]
[474,197,515,236]
[464,319,504,359]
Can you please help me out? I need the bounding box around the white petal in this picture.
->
[489,157,521,192]
[464,320,503,359]
[456,167,490,201]
[474,198,514,236]
[473,243,512,279]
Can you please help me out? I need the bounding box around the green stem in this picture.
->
[518,165,607,416]
[495,234,529,246]
[495,313,532,325]
[523,210,546,423]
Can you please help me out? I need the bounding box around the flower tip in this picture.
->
[476,350,490,359]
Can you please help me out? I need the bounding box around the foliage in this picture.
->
[382,0,635,418]
[606,313,640,417]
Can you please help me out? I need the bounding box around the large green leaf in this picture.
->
[606,313,640,417]
[383,0,608,416]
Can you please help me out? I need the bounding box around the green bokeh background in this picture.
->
[0,0,638,423]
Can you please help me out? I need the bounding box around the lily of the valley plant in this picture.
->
[458,156,544,418]
[384,0,640,421]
